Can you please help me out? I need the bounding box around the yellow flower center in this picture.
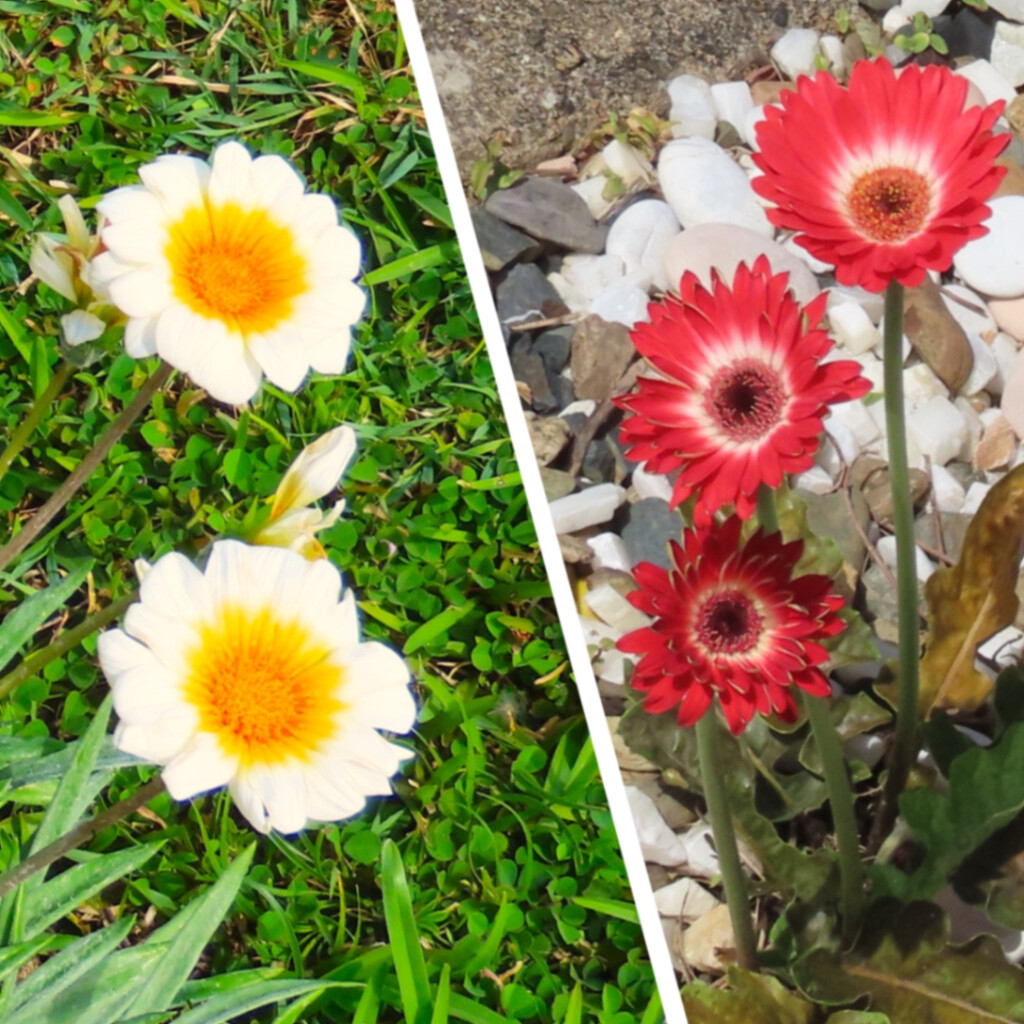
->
[184,604,343,765]
[166,202,308,333]
[846,166,931,243]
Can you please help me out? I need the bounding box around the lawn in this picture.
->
[0,1,662,1020]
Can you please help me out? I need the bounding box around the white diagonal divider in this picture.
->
[395,3,688,1019]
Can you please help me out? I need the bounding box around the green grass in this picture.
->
[0,1,660,1021]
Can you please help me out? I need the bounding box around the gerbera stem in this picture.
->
[0,775,166,899]
[0,589,137,702]
[0,361,75,488]
[0,361,173,575]
[695,711,758,970]
[802,692,864,945]
[875,279,920,845]
[756,483,779,535]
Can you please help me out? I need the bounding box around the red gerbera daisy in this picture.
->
[752,59,1009,292]
[615,257,869,525]
[618,516,846,735]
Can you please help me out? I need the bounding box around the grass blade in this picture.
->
[430,964,451,1024]
[564,984,583,1024]
[158,980,340,1024]
[380,838,431,1024]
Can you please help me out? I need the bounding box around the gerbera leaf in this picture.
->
[917,464,1024,718]
[683,966,816,1023]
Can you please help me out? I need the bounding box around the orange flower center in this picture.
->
[697,589,763,655]
[706,359,785,442]
[166,202,308,333]
[846,166,931,243]
[184,604,343,765]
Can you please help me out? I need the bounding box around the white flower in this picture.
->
[97,539,415,834]
[254,425,357,559]
[91,141,366,405]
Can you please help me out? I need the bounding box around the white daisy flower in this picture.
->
[98,539,414,834]
[91,141,365,405]
[254,425,357,559]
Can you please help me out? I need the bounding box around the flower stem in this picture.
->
[0,361,75,488]
[802,692,864,945]
[0,361,173,575]
[0,776,166,899]
[695,711,758,970]
[756,482,779,535]
[874,279,920,847]
[0,589,137,702]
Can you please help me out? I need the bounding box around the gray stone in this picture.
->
[540,467,576,501]
[526,413,571,466]
[570,314,635,403]
[582,435,625,483]
[914,512,973,564]
[534,325,574,374]
[495,263,568,337]
[621,498,686,570]
[485,177,608,254]
[934,7,996,61]
[470,207,543,271]
[549,373,575,409]
[510,337,559,412]
[862,563,902,646]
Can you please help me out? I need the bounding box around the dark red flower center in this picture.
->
[696,588,763,655]
[705,359,785,442]
[846,166,931,243]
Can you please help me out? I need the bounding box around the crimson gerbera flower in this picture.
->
[615,257,869,525]
[752,59,1009,292]
[618,516,846,735]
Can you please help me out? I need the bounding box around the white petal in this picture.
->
[228,773,270,833]
[203,539,298,612]
[242,764,309,834]
[305,329,353,376]
[271,425,357,515]
[97,184,166,226]
[29,236,77,302]
[341,642,416,733]
[114,713,196,764]
[108,267,173,318]
[61,310,106,346]
[97,628,158,680]
[124,316,158,358]
[138,154,211,219]
[122,602,197,674]
[309,224,362,281]
[110,664,186,726]
[247,329,309,392]
[336,589,359,646]
[186,320,263,404]
[208,142,255,209]
[162,732,237,800]
[293,193,338,240]
[102,221,168,265]
[304,766,365,822]
[253,507,323,552]
[57,195,91,253]
[155,304,204,374]
[86,251,132,292]
[250,153,305,216]
[139,550,209,626]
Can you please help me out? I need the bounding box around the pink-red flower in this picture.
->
[752,59,1009,292]
[615,257,869,525]
[617,516,846,735]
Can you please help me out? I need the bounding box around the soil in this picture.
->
[415,0,850,176]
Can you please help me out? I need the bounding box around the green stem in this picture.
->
[873,279,920,847]
[0,589,137,702]
[695,712,758,970]
[756,482,779,535]
[0,361,75,488]
[803,692,865,945]
[0,776,165,899]
[0,361,173,576]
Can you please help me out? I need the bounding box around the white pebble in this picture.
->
[587,532,632,572]
[590,281,652,328]
[881,7,912,34]
[931,463,966,514]
[780,233,834,275]
[827,285,885,323]
[979,626,1024,668]
[770,28,821,80]
[961,481,993,515]
[955,59,1018,108]
[570,176,615,220]
[991,333,1020,395]
[742,104,771,150]
[710,80,753,131]
[602,138,655,188]
[560,399,597,420]
[585,583,651,633]
[556,254,626,310]
[903,362,948,410]
[581,617,629,684]
[989,0,1024,23]
[962,332,1000,396]
[941,284,998,338]
[666,74,716,139]
[856,352,886,394]
[829,400,880,448]
[954,397,985,460]
[907,396,968,466]
[829,301,881,356]
[605,199,681,293]
[653,877,720,921]
[818,34,847,76]
[824,416,859,467]
[549,483,626,534]
[632,464,675,502]
[956,198,1024,299]
[992,21,1024,89]
[876,535,937,583]
[901,0,950,16]
[792,465,834,495]
[626,787,692,867]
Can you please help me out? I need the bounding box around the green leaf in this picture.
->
[0,562,92,675]
[380,839,431,1024]
[404,601,477,654]
[797,901,1024,1022]
[280,59,367,99]
[448,994,516,1024]
[563,983,583,1024]
[0,178,32,230]
[431,964,451,1024]
[124,845,256,1016]
[683,968,815,1023]
[168,980,342,1024]
[569,895,639,924]
[362,241,460,286]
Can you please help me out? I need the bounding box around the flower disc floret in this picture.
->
[98,539,415,834]
[91,142,365,404]
[617,516,847,735]
[615,257,870,525]
[752,59,1010,292]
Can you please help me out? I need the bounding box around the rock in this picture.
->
[608,717,658,774]
[994,20,1024,86]
[632,464,675,503]
[991,333,1020,394]
[710,80,754,131]
[526,413,571,466]
[803,487,869,585]
[818,34,847,76]
[590,281,652,328]
[907,396,969,466]
[510,337,558,412]
[581,618,630,685]
[955,395,985,458]
[495,263,569,335]
[570,314,635,403]
[902,0,951,16]
[882,6,911,34]
[827,285,886,323]
[605,199,681,293]
[559,534,592,563]
[470,208,542,271]
[940,283,997,340]
[534,154,577,177]
[862,563,904,643]
[621,498,686,569]
[662,223,819,303]
[830,399,880,448]
[549,483,627,535]
[829,301,881,356]
[954,197,1024,299]
[666,74,716,139]
[582,435,624,483]
[962,332,1000,396]
[657,138,772,237]
[995,153,1024,200]
[989,0,1024,22]
[1002,349,1024,439]
[570,176,616,221]
[585,583,649,632]
[540,467,576,501]
[680,903,736,975]
[626,786,691,866]
[771,27,821,80]
[855,455,931,527]
[877,535,937,583]
[938,5,997,60]
[931,463,966,513]
[792,466,834,494]
[560,398,597,421]
[903,277,973,391]
[975,414,1018,470]
[602,138,656,190]
[1009,93,1024,137]
[654,877,721,922]
[903,362,948,410]
[955,58,1017,107]
[989,296,1024,342]
[962,480,994,514]
[587,532,631,572]
[534,325,574,374]
[485,177,608,253]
